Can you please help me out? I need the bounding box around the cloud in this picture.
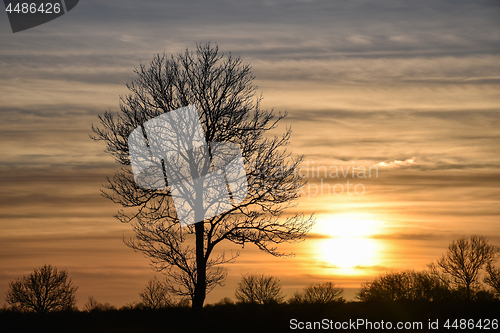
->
[346,35,372,45]
[375,157,417,169]
[304,233,332,239]
[370,233,438,241]
[316,263,389,272]
[352,265,389,271]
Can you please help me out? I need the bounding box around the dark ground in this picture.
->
[1,300,499,333]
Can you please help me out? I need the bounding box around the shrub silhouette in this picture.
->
[215,297,234,305]
[357,270,450,302]
[289,282,344,304]
[83,296,116,312]
[235,273,284,304]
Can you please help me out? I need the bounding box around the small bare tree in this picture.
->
[91,43,314,313]
[235,273,284,305]
[430,235,500,300]
[139,276,172,309]
[289,282,344,304]
[83,296,116,312]
[5,264,77,313]
[484,264,500,297]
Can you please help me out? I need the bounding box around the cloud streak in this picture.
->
[375,157,417,169]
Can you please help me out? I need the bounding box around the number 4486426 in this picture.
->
[444,319,498,330]
[5,2,61,14]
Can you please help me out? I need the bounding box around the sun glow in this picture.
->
[314,213,385,275]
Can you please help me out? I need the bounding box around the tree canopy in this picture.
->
[430,235,500,300]
[5,264,77,313]
[91,43,314,311]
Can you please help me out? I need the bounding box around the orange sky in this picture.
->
[1,0,499,307]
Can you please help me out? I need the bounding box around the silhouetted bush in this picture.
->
[289,282,345,304]
[235,273,284,304]
[215,297,234,306]
[83,296,117,312]
[357,270,451,302]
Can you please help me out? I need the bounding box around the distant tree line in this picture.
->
[3,235,500,313]
[359,235,500,302]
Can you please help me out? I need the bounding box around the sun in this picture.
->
[314,213,385,275]
[316,213,382,238]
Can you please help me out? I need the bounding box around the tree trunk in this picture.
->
[190,155,207,316]
[466,281,471,301]
[192,220,206,316]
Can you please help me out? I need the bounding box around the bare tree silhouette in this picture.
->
[289,282,344,304]
[234,273,285,305]
[91,43,314,313]
[139,276,172,309]
[429,235,500,300]
[484,264,500,297]
[5,264,77,313]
